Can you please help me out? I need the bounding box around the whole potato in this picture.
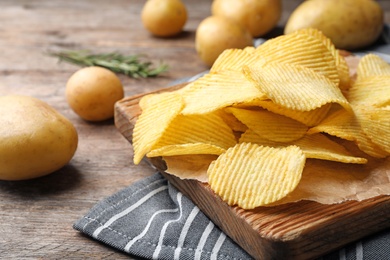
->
[284,0,384,50]
[0,95,78,181]
[195,15,253,67]
[211,0,282,37]
[66,66,124,122]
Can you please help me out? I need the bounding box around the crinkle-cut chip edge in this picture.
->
[210,48,259,73]
[132,92,184,164]
[147,143,226,157]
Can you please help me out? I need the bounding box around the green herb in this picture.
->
[49,50,169,78]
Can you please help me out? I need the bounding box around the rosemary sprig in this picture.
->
[49,50,169,78]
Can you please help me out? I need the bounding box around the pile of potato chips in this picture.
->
[132,28,390,209]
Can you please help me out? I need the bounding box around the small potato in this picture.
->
[0,95,78,181]
[195,16,253,67]
[284,0,384,50]
[66,66,124,121]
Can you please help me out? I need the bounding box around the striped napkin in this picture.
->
[73,172,390,260]
[74,172,251,259]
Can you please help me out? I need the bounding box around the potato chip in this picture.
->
[132,92,184,164]
[180,70,266,115]
[255,29,340,87]
[244,62,351,112]
[152,111,237,151]
[207,143,306,209]
[147,143,226,157]
[297,28,351,90]
[210,48,259,73]
[357,54,390,79]
[347,76,390,107]
[227,107,308,142]
[308,108,389,158]
[355,106,390,154]
[255,100,332,127]
[217,109,248,133]
[239,129,367,164]
[164,154,217,183]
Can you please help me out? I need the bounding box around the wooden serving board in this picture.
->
[114,85,390,260]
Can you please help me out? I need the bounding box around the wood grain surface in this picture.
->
[1,0,390,259]
[114,85,390,260]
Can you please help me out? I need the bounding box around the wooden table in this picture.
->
[1,1,389,259]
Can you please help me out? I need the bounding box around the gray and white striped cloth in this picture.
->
[74,172,251,260]
[74,172,390,260]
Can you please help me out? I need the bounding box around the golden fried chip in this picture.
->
[255,30,340,87]
[180,70,266,115]
[152,111,237,151]
[217,109,248,132]
[133,92,184,164]
[255,100,332,127]
[147,143,226,157]
[210,48,259,73]
[347,76,390,107]
[355,106,390,154]
[239,130,367,164]
[207,143,306,209]
[227,107,308,142]
[164,154,217,183]
[296,28,351,90]
[308,108,389,158]
[244,62,351,112]
[357,54,390,79]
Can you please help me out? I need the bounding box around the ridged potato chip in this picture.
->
[357,54,390,79]
[355,106,390,154]
[255,29,340,87]
[180,70,266,115]
[308,108,389,158]
[148,143,226,157]
[347,76,390,107]
[210,48,259,73]
[297,28,350,90]
[132,92,184,164]
[207,143,306,209]
[152,111,236,150]
[239,130,367,164]
[255,100,332,127]
[245,62,351,112]
[227,107,308,142]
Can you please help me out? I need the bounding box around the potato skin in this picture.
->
[0,95,78,181]
[66,66,124,122]
[284,0,384,50]
[195,16,253,67]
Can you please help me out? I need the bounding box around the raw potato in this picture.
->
[0,95,78,181]
[66,66,124,121]
[195,15,253,67]
[141,0,187,37]
[284,0,384,50]
[211,0,282,37]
